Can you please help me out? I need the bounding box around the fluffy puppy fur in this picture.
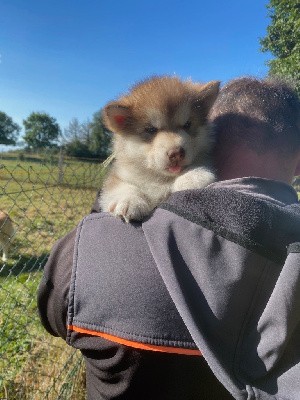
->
[101,76,220,222]
[0,211,15,262]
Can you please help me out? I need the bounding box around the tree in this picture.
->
[89,110,112,160]
[23,112,61,150]
[63,113,112,160]
[0,111,21,145]
[260,0,300,93]
[63,117,82,142]
[80,119,93,147]
[63,138,90,158]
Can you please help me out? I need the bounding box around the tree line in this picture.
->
[0,110,112,161]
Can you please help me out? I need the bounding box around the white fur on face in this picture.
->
[145,108,166,129]
[114,103,212,177]
[146,130,193,172]
[119,127,210,175]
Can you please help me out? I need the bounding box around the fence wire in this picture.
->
[0,153,107,400]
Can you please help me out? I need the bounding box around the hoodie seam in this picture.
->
[70,320,197,348]
[159,203,284,264]
[233,259,273,393]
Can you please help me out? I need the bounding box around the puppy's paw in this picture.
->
[108,196,153,222]
[172,167,215,192]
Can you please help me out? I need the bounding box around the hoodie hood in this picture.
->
[142,178,300,399]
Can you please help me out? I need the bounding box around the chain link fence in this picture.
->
[0,152,108,399]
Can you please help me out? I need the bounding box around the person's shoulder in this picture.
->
[38,226,78,338]
[49,227,78,268]
[79,211,145,235]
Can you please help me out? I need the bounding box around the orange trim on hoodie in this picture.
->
[68,325,202,356]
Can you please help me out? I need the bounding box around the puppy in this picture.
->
[0,211,15,262]
[100,76,220,222]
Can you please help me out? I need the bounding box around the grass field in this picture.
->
[0,154,107,399]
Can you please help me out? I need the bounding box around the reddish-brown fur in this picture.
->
[103,76,219,137]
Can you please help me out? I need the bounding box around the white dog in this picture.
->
[0,211,15,261]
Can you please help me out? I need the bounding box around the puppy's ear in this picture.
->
[103,102,134,134]
[199,80,220,108]
[193,80,220,116]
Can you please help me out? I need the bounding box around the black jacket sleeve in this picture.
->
[37,212,234,400]
[38,228,77,339]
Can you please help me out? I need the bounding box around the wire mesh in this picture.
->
[0,152,107,399]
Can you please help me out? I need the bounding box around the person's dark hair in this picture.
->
[210,77,300,154]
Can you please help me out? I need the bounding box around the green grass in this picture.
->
[0,155,107,399]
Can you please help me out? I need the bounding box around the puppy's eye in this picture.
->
[182,121,191,129]
[145,125,158,134]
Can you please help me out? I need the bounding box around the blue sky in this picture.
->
[0,0,272,138]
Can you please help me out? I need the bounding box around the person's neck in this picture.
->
[216,148,298,185]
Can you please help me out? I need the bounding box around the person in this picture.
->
[38,77,300,400]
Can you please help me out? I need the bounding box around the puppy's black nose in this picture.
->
[167,147,185,162]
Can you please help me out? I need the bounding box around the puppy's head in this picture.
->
[103,76,219,176]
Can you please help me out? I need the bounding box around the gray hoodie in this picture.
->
[41,177,300,399]
[143,178,300,399]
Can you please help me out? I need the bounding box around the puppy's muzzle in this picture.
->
[167,147,185,163]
